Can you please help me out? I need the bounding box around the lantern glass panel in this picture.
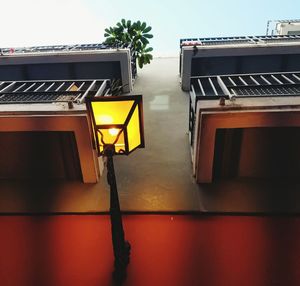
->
[127,106,141,152]
[91,100,134,125]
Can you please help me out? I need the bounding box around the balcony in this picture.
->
[0,44,134,93]
[180,34,300,90]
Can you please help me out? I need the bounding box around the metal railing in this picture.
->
[189,71,300,145]
[0,79,110,105]
[191,71,300,99]
[180,34,300,48]
[0,43,111,55]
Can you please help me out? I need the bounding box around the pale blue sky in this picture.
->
[1,0,299,56]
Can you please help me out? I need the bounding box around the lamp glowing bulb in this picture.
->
[109,128,119,136]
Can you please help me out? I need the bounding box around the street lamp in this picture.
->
[86,94,144,276]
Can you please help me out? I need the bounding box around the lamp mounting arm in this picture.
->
[104,146,131,276]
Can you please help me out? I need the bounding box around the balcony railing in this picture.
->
[0,79,109,105]
[189,71,300,145]
[180,34,300,48]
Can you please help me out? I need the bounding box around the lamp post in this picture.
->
[86,94,144,276]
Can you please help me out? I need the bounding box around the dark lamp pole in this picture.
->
[104,145,131,273]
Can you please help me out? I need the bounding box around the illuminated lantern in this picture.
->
[86,94,144,155]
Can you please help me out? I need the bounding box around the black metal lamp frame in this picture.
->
[91,95,144,157]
